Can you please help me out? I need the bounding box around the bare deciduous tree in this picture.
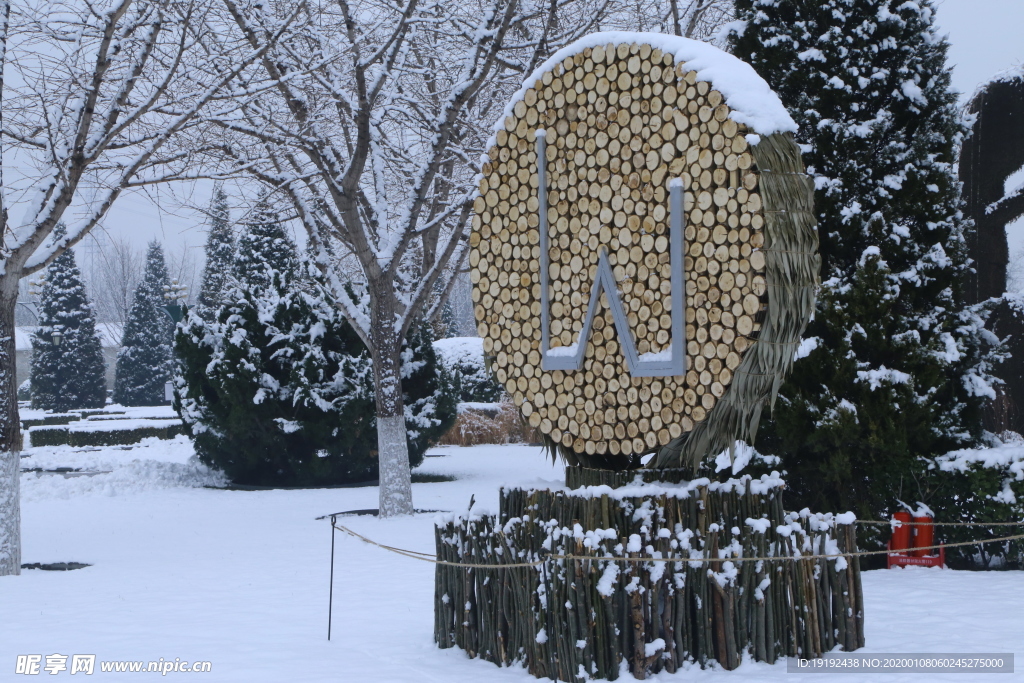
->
[203,0,610,516]
[85,236,143,324]
[603,0,734,42]
[0,0,276,577]
[165,244,202,306]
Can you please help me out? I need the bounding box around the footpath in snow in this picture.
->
[2,439,1023,681]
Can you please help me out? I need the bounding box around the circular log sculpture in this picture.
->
[442,35,850,681]
[471,34,818,470]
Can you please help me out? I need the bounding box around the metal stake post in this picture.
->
[328,514,336,640]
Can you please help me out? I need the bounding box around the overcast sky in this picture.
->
[84,0,1024,268]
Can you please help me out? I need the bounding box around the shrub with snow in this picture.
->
[174,241,456,486]
[432,337,503,403]
[926,439,1024,568]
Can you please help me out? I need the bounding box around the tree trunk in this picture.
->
[0,279,22,576]
[370,300,413,517]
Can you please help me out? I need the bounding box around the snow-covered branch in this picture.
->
[2,0,294,277]
[207,0,608,339]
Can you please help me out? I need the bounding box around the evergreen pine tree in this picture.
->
[234,195,298,290]
[114,242,173,406]
[730,0,989,521]
[29,227,107,411]
[440,298,457,338]
[196,185,235,317]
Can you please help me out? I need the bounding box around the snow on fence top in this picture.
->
[507,470,788,503]
[486,31,797,161]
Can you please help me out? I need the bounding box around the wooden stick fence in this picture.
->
[434,473,864,680]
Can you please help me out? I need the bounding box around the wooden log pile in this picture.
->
[435,476,864,680]
[471,40,818,467]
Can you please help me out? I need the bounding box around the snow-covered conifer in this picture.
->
[234,195,298,291]
[29,228,107,411]
[960,69,1024,437]
[114,243,173,406]
[730,0,990,520]
[196,186,235,317]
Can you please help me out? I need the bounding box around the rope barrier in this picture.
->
[333,522,1024,569]
[336,524,547,568]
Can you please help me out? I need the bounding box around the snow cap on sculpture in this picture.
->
[471,33,817,470]
[483,31,797,158]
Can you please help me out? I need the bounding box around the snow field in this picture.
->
[1,441,1022,681]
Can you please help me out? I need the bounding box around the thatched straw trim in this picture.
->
[652,132,819,470]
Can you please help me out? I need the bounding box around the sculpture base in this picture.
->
[434,471,864,680]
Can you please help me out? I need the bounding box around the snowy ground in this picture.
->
[2,440,1023,681]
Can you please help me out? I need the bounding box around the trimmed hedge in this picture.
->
[82,415,176,422]
[76,409,124,418]
[21,414,82,429]
[28,422,186,447]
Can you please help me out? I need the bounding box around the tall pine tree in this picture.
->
[196,185,235,318]
[730,0,989,521]
[30,227,107,411]
[114,242,173,406]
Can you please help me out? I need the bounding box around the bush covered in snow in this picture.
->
[29,421,187,448]
[432,337,503,403]
[437,397,537,447]
[925,440,1024,568]
[173,230,456,485]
